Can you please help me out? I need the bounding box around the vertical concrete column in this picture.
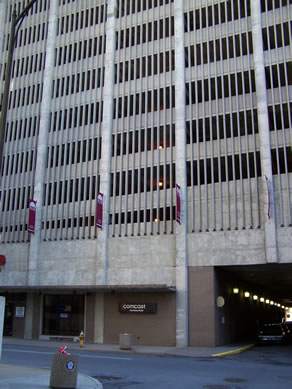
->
[174,0,189,347]
[0,0,6,65]
[251,0,278,263]
[0,296,5,360]
[93,294,104,343]
[28,0,58,285]
[97,0,117,285]
[24,293,34,339]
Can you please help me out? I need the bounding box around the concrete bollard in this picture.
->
[50,353,79,389]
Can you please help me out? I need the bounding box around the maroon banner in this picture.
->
[176,184,181,224]
[28,199,37,233]
[96,192,103,229]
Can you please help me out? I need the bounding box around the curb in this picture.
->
[211,344,255,357]
[79,374,103,389]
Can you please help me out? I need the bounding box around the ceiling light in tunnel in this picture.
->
[265,299,270,304]
[270,301,274,305]
[244,292,250,298]
[233,288,239,294]
[260,297,265,303]
[253,295,258,300]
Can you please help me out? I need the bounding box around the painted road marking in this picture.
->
[3,348,132,360]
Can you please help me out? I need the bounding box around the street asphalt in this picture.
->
[0,337,255,389]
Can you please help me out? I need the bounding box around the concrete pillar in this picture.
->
[97,0,117,285]
[0,0,6,64]
[28,0,58,285]
[174,0,189,347]
[93,294,104,343]
[251,0,278,263]
[24,293,34,339]
[0,296,5,360]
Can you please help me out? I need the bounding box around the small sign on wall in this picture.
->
[15,306,25,318]
[119,302,157,313]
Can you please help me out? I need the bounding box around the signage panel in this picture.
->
[119,302,157,313]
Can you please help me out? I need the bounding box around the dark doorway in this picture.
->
[42,294,85,336]
[4,303,14,336]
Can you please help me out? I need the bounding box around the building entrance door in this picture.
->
[42,294,84,336]
[4,303,14,336]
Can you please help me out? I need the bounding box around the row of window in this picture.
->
[117,0,173,17]
[115,50,175,84]
[55,36,105,66]
[110,206,175,227]
[186,109,258,144]
[112,124,175,156]
[1,185,31,212]
[44,176,97,205]
[47,138,101,168]
[8,83,42,110]
[1,151,34,177]
[186,70,256,105]
[53,68,104,98]
[5,116,39,143]
[8,0,48,22]
[265,62,292,89]
[262,22,291,51]
[57,5,105,35]
[187,151,261,186]
[184,1,251,33]
[260,0,289,12]
[13,22,47,49]
[111,164,175,196]
[42,215,94,232]
[185,32,253,68]
[50,102,103,132]
[10,53,44,79]
[271,147,292,175]
[113,86,175,119]
[116,17,174,50]
[268,103,291,131]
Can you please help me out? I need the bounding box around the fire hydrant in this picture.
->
[79,331,84,348]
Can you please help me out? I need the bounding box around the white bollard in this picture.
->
[0,296,5,360]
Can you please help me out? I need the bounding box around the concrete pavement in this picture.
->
[0,338,255,388]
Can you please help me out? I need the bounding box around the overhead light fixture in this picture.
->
[282,305,285,309]
[253,295,258,300]
[270,301,274,305]
[260,297,265,303]
[265,299,270,304]
[233,288,239,294]
[277,304,281,307]
[244,292,250,298]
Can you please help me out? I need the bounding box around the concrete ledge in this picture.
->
[212,344,255,357]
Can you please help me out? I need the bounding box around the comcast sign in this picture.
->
[119,302,157,313]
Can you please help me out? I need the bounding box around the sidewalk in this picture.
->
[0,338,255,388]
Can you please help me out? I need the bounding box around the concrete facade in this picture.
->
[0,0,291,347]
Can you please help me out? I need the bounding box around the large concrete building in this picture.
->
[0,0,291,347]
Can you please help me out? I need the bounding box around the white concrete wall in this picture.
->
[108,235,176,286]
[0,243,29,285]
[1,227,292,288]
[188,230,266,267]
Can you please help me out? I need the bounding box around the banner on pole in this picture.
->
[28,199,37,233]
[96,192,103,229]
[176,184,181,224]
